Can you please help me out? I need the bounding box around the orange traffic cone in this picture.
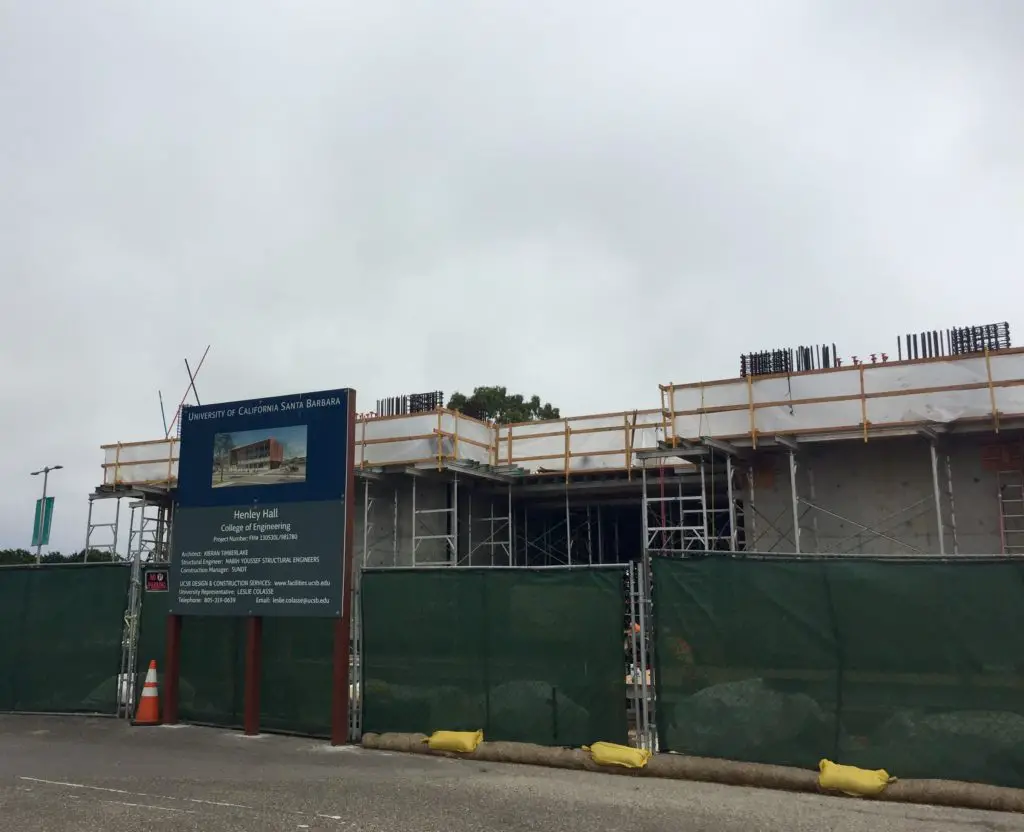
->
[134,660,160,725]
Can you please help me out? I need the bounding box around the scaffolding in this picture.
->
[96,346,1024,568]
[97,348,1024,493]
[638,445,738,558]
[360,473,399,568]
[467,488,513,566]
[998,469,1024,555]
[99,490,172,720]
[126,498,171,564]
[355,467,636,568]
[84,494,123,560]
[513,504,563,566]
[357,466,629,569]
[626,560,655,751]
[635,432,967,557]
[411,472,458,566]
[928,431,960,556]
[512,491,612,566]
[783,437,820,555]
[744,430,961,556]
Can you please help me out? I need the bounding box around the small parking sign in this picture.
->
[145,570,169,592]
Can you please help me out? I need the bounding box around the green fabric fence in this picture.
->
[136,589,334,735]
[0,564,130,714]
[361,567,628,747]
[260,617,334,737]
[652,556,1024,788]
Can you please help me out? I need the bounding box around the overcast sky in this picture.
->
[2,0,1021,552]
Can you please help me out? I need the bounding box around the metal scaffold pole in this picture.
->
[452,475,459,565]
[84,497,96,555]
[586,506,593,565]
[565,487,572,566]
[804,461,820,553]
[641,462,650,558]
[467,490,473,562]
[637,460,656,750]
[411,476,417,567]
[699,462,709,548]
[929,440,946,556]
[747,463,758,549]
[788,450,801,554]
[945,451,959,554]
[523,509,528,565]
[627,563,641,734]
[362,478,373,568]
[392,486,399,567]
[507,488,513,566]
[726,455,737,552]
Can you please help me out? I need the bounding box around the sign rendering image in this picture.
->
[212,425,308,488]
[168,389,354,617]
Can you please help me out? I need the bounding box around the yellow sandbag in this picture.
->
[583,742,652,769]
[425,730,483,753]
[818,759,895,797]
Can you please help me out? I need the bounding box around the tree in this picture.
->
[213,433,235,483]
[0,548,116,565]
[447,386,560,424]
[0,548,34,565]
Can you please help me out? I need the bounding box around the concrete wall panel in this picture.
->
[743,435,1005,555]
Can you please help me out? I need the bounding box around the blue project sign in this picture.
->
[176,389,352,508]
[169,388,355,617]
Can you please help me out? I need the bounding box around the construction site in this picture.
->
[88,321,1024,567]
[1,320,1011,793]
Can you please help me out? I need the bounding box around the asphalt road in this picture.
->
[1,715,1020,832]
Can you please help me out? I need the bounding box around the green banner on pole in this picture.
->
[31,497,54,547]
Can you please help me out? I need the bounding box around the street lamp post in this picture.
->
[31,465,63,564]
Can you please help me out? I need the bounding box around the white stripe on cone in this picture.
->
[141,665,158,698]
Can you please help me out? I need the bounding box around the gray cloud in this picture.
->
[2,0,1021,551]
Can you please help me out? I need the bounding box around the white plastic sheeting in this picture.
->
[498,409,665,472]
[106,414,496,487]
[100,408,666,486]
[665,351,1024,444]
[101,439,179,486]
[102,352,1020,487]
[357,411,492,467]
[102,411,493,487]
[358,412,472,467]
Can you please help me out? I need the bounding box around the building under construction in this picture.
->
[87,322,1024,566]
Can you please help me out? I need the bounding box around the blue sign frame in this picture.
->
[176,389,352,509]
[169,387,355,618]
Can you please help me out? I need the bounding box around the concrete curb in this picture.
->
[361,732,1024,814]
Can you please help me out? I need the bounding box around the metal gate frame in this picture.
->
[349,565,364,741]
[628,560,656,750]
[117,498,173,720]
